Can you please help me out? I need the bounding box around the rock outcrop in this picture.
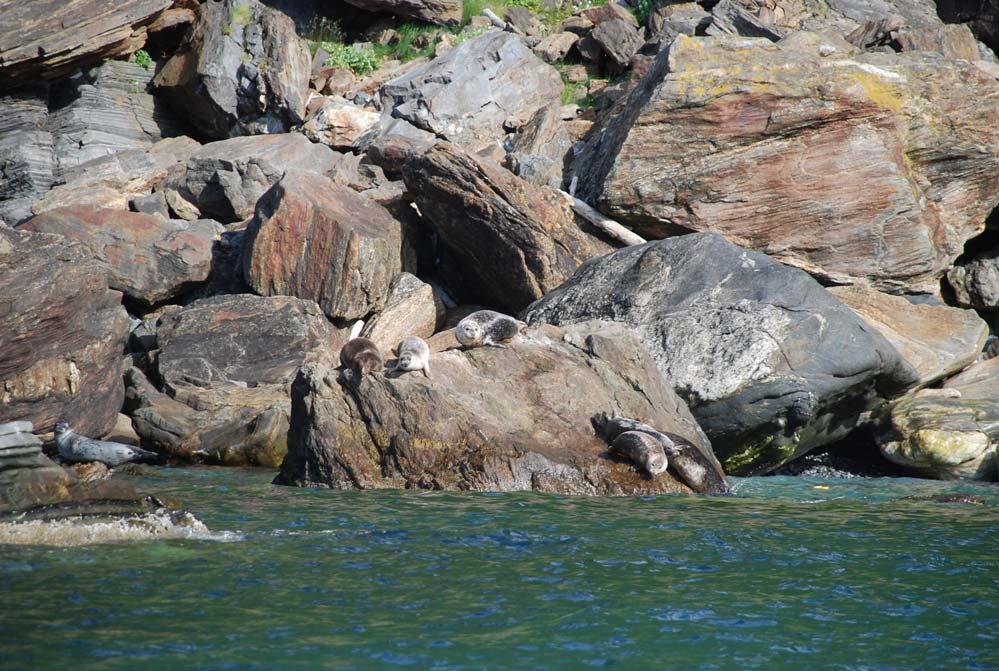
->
[276,320,726,495]
[243,169,405,323]
[127,294,342,467]
[340,0,461,25]
[524,233,919,475]
[20,207,221,307]
[0,228,129,439]
[576,35,999,295]
[401,142,616,313]
[360,273,444,351]
[153,0,311,138]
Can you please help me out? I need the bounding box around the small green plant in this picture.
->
[633,0,654,26]
[133,49,152,70]
[321,42,381,76]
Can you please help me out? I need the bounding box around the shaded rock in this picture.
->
[360,273,445,351]
[302,97,381,150]
[340,0,461,25]
[401,142,616,313]
[706,0,786,40]
[0,229,129,438]
[576,35,999,295]
[829,286,988,387]
[533,32,580,63]
[936,0,999,54]
[167,133,339,223]
[20,206,221,307]
[523,233,919,476]
[947,248,999,310]
[575,35,605,63]
[591,18,645,70]
[127,294,342,466]
[275,320,715,495]
[503,102,572,189]
[648,2,711,39]
[152,0,311,138]
[877,358,999,480]
[243,170,404,323]
[380,30,563,152]
[103,414,140,446]
[0,0,170,89]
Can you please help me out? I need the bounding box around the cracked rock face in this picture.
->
[275,320,725,495]
[379,30,563,152]
[523,233,920,475]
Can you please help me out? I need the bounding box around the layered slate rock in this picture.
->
[380,31,563,152]
[0,229,129,439]
[341,0,461,25]
[243,170,404,323]
[153,0,311,138]
[166,133,339,223]
[20,206,221,307]
[0,0,170,88]
[877,358,999,481]
[127,294,342,467]
[829,286,988,388]
[275,321,725,495]
[524,233,919,475]
[576,35,999,295]
[0,86,58,225]
[401,142,615,314]
[360,273,444,351]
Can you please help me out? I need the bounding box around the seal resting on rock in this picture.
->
[455,310,525,349]
[393,336,432,378]
[54,421,158,467]
[592,413,731,494]
[609,431,668,476]
[339,337,383,380]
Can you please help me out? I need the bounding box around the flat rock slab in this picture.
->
[524,233,919,475]
[576,34,999,295]
[276,321,725,495]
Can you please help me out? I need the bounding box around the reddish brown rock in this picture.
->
[243,170,404,322]
[0,229,129,438]
[21,206,221,307]
[577,35,999,295]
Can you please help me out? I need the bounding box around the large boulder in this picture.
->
[0,228,129,438]
[401,142,616,314]
[524,233,919,475]
[575,35,999,295]
[340,0,461,25]
[829,286,988,388]
[360,273,444,351]
[877,358,999,480]
[380,30,563,152]
[275,320,725,495]
[165,133,339,223]
[0,0,170,89]
[20,206,221,307]
[152,0,311,138]
[127,294,342,467]
[243,170,404,323]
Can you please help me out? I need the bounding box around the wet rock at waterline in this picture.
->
[524,233,920,476]
[276,321,725,495]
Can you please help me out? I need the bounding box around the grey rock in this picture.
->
[706,0,786,40]
[947,249,999,311]
[524,233,919,475]
[361,273,445,351]
[340,0,462,25]
[591,18,645,70]
[504,103,572,190]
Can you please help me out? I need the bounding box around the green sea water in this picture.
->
[2,468,997,671]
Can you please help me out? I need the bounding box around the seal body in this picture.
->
[592,413,731,494]
[455,310,523,348]
[54,422,157,467]
[393,336,431,378]
[609,431,668,476]
[339,338,383,380]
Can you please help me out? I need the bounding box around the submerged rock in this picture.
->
[276,321,723,495]
[524,233,919,475]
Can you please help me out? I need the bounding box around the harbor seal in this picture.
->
[54,422,158,467]
[455,310,524,349]
[393,336,432,378]
[609,431,668,476]
[339,337,383,380]
[592,413,731,494]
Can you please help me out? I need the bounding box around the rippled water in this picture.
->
[2,468,998,670]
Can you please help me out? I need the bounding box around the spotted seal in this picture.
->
[455,310,525,349]
[592,413,731,494]
[393,336,432,378]
[54,422,157,467]
[339,337,383,380]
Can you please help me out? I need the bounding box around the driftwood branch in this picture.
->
[559,191,647,247]
[483,8,523,35]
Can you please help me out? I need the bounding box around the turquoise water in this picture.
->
[2,468,998,671]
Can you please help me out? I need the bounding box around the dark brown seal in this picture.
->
[339,338,383,380]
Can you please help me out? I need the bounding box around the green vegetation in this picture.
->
[230,3,253,26]
[632,0,654,26]
[318,41,381,76]
[133,49,152,70]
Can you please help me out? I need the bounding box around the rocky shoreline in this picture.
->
[1,0,998,516]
